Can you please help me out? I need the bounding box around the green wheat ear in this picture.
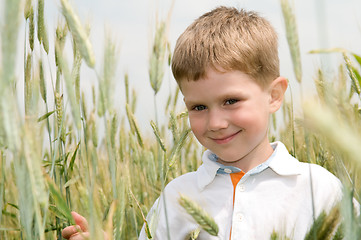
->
[187,228,201,240]
[60,0,95,68]
[343,53,361,96]
[150,120,167,152]
[149,20,168,95]
[280,0,302,83]
[304,205,341,240]
[24,0,32,19]
[270,231,291,240]
[39,59,47,102]
[178,195,219,236]
[28,7,35,51]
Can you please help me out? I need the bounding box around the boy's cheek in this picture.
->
[188,118,203,135]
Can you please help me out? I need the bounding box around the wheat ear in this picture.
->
[178,195,219,236]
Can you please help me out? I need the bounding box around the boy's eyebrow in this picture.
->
[183,98,199,106]
[184,91,249,105]
[218,91,248,99]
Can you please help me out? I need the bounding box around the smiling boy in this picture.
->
[182,68,281,173]
[138,6,342,240]
[62,6,343,240]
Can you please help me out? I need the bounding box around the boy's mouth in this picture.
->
[210,130,242,144]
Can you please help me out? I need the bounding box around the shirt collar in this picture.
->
[196,150,221,190]
[268,142,303,176]
[196,141,302,190]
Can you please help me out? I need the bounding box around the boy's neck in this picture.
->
[216,137,274,173]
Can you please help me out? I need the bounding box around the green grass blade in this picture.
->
[37,110,55,122]
[68,142,80,174]
[47,178,74,225]
[352,53,361,67]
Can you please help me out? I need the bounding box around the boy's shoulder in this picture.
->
[303,162,342,191]
[163,170,201,196]
[271,142,342,201]
[270,142,340,179]
[165,171,198,188]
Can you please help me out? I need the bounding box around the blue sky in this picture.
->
[30,0,361,128]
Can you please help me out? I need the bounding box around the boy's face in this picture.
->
[181,68,281,169]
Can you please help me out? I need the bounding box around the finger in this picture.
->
[62,225,81,239]
[69,232,90,240]
[72,211,89,232]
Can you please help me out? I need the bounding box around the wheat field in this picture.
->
[1,0,361,239]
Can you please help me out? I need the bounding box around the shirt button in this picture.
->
[224,168,232,174]
[238,184,245,192]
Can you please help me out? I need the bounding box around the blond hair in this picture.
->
[172,6,279,88]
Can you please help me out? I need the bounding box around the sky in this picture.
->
[14,0,361,131]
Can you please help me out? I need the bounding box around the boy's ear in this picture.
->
[269,77,288,113]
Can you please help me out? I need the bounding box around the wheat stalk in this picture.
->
[55,22,68,73]
[121,74,128,107]
[60,0,95,68]
[55,92,66,142]
[36,0,48,53]
[149,20,167,95]
[39,59,47,102]
[28,7,35,51]
[187,228,201,240]
[24,0,33,20]
[304,205,341,240]
[110,113,118,150]
[303,101,361,170]
[168,128,191,168]
[280,0,302,84]
[24,53,32,116]
[343,53,361,96]
[178,195,219,236]
[37,0,44,42]
[125,103,144,148]
[72,42,82,102]
[150,120,167,152]
[97,33,119,116]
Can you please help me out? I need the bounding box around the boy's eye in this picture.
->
[193,105,207,111]
[225,99,238,105]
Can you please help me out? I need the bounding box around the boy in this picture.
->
[62,6,342,240]
[139,6,342,239]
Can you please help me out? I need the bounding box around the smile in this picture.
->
[211,130,242,144]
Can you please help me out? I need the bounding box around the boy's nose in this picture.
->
[207,110,228,131]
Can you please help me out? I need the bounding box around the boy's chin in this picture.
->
[216,154,243,165]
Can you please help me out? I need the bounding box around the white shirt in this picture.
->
[139,142,342,240]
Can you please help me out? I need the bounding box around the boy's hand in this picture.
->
[62,211,89,239]
[62,211,108,240]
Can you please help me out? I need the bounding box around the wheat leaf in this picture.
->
[37,110,55,122]
[68,142,80,174]
[47,177,74,224]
